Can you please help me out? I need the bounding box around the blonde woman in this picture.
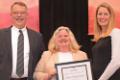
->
[33,26,88,80]
[92,2,120,80]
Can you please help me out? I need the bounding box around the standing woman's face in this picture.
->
[97,7,111,28]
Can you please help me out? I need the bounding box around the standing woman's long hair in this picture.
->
[94,2,115,41]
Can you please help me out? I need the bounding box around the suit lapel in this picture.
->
[27,29,34,75]
[27,28,34,57]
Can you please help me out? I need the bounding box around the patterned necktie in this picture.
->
[16,30,24,77]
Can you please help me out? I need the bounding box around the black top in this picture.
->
[92,36,111,80]
[92,36,120,80]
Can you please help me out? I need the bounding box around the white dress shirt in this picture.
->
[99,28,120,80]
[11,26,30,78]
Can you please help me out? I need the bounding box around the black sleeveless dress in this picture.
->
[92,36,120,80]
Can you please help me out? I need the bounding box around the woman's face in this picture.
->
[55,29,70,49]
[97,7,111,28]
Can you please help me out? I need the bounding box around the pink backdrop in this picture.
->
[89,0,120,35]
[0,0,40,32]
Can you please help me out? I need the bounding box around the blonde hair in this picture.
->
[48,26,81,53]
[11,1,28,10]
[94,2,115,41]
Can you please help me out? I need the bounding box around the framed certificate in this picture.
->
[55,60,93,80]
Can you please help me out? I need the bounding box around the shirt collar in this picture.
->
[12,26,27,32]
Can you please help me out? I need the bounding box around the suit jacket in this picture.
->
[33,50,88,80]
[0,27,45,80]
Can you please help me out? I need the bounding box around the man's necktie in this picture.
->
[16,30,24,77]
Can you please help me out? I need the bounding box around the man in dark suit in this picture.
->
[0,1,45,80]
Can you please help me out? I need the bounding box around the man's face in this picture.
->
[11,4,28,28]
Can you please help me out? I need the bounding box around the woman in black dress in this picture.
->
[92,2,120,80]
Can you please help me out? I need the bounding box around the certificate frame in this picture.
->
[55,60,93,80]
